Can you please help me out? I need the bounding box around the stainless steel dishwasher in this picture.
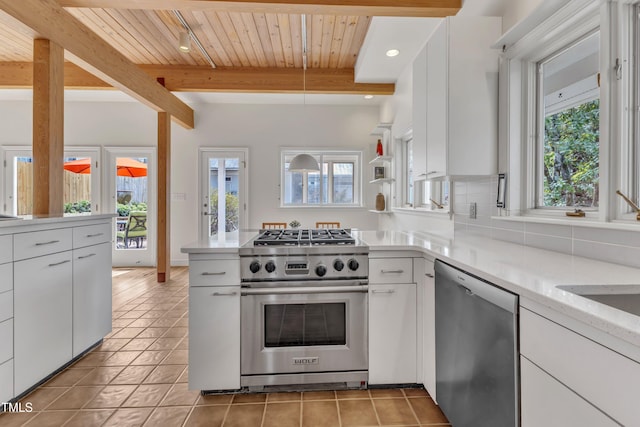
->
[435,260,519,427]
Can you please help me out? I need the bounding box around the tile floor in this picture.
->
[1,267,450,427]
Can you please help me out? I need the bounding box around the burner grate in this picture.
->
[254,228,355,246]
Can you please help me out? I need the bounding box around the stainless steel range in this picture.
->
[239,228,369,389]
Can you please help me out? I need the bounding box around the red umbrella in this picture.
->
[63,157,148,177]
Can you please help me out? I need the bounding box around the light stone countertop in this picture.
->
[0,213,116,233]
[181,229,640,354]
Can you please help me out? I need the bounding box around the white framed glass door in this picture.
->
[3,147,32,216]
[105,147,156,267]
[199,148,247,240]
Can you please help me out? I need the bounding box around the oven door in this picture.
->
[241,282,368,376]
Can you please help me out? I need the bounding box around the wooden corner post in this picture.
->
[157,111,171,282]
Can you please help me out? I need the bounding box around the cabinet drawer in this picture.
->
[0,290,12,322]
[0,234,12,265]
[0,359,13,403]
[73,222,111,248]
[521,308,640,426]
[189,260,240,286]
[369,258,413,284]
[0,319,12,364]
[0,262,12,294]
[14,228,72,261]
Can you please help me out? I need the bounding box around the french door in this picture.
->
[105,147,156,267]
[199,148,247,240]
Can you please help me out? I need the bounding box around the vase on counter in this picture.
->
[375,193,385,211]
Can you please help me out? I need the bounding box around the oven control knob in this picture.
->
[333,259,344,271]
[265,261,276,273]
[315,265,327,277]
[348,259,359,271]
[249,261,261,274]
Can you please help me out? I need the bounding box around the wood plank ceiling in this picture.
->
[0,1,462,94]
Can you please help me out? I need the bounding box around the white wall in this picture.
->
[502,0,544,34]
[0,99,381,264]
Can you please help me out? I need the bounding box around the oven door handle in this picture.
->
[241,285,368,296]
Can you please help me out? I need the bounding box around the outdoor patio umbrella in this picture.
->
[63,157,147,177]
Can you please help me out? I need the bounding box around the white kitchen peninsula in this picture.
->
[183,229,640,425]
[0,214,114,403]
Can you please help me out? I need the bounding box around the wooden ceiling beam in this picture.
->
[0,0,194,129]
[58,0,461,18]
[0,62,395,95]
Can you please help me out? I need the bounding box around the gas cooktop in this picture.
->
[253,228,356,246]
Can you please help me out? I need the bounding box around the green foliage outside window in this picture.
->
[543,99,600,207]
[210,189,239,233]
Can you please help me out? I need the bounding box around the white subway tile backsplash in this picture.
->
[491,228,525,245]
[524,222,572,238]
[491,219,525,232]
[467,224,492,238]
[524,233,573,255]
[573,240,640,269]
[573,227,640,248]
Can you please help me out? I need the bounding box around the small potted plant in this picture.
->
[289,220,301,229]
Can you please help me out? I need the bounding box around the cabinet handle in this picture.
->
[427,171,439,175]
[202,271,226,276]
[418,173,427,177]
[372,289,395,294]
[78,253,96,260]
[36,240,60,246]
[381,269,404,274]
[86,233,104,238]
[425,273,434,278]
[212,291,237,296]
[48,260,71,267]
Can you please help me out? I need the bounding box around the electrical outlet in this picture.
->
[469,202,477,219]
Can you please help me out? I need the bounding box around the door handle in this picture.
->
[371,289,395,294]
[425,273,434,278]
[86,233,104,238]
[36,240,60,246]
[48,260,71,267]
[212,291,237,296]
[381,269,404,274]
[202,271,226,276]
[77,253,96,260]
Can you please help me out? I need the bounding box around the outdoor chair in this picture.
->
[262,222,287,229]
[116,211,147,248]
[315,221,340,229]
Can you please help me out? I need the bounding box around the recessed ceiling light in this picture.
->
[364,95,374,100]
[179,31,191,53]
[386,49,400,57]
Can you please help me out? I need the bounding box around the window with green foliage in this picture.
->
[537,31,600,209]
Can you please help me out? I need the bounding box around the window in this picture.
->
[281,151,361,207]
[537,31,600,209]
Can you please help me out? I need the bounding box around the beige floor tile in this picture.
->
[150,318,179,328]
[196,393,233,405]
[302,390,336,401]
[76,366,125,385]
[95,338,131,352]
[161,350,188,365]
[176,367,189,383]
[138,312,165,319]
[20,387,69,411]
[22,410,76,427]
[370,388,405,398]
[112,318,136,328]
[120,338,157,352]
[223,404,265,427]
[103,351,143,366]
[143,364,186,384]
[162,327,188,338]
[85,385,137,408]
[102,407,153,427]
[72,352,115,367]
[136,327,169,338]
[42,368,94,387]
[110,365,155,385]
[336,389,370,400]
[160,383,201,406]
[403,389,429,398]
[232,393,267,404]
[64,409,115,427]
[267,391,301,402]
[126,318,158,328]
[407,397,448,424]
[119,311,147,319]
[147,337,182,351]
[175,338,189,351]
[123,384,171,407]
[174,318,189,327]
[184,405,228,427]
[143,406,192,427]
[263,402,301,427]
[130,350,170,366]
[338,399,379,427]
[302,400,340,427]
[47,386,104,410]
[0,412,36,427]
[373,398,419,425]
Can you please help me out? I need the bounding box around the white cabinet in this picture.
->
[521,357,618,427]
[14,251,73,395]
[520,305,640,426]
[189,286,240,390]
[422,258,436,397]
[412,16,501,179]
[0,360,13,404]
[189,259,240,286]
[73,242,112,357]
[369,283,417,384]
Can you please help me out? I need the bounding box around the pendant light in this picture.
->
[288,15,320,173]
[289,153,319,172]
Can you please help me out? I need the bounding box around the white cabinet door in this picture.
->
[73,242,112,357]
[14,252,72,395]
[422,259,436,398]
[521,357,618,427]
[189,286,240,390]
[412,44,428,180]
[369,283,417,384]
[425,21,448,178]
[0,359,13,403]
